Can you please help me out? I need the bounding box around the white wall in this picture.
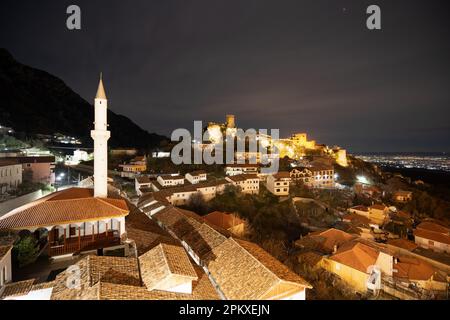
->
[3,288,53,300]
[0,164,22,194]
[0,248,12,287]
[282,289,306,300]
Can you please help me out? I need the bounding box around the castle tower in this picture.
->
[226,114,235,128]
[90,73,110,197]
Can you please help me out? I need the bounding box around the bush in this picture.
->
[15,235,40,267]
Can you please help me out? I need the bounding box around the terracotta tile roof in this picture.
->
[272,171,291,179]
[417,221,449,234]
[182,223,229,259]
[159,175,184,181]
[303,228,356,254]
[204,211,245,230]
[204,238,311,299]
[51,255,141,300]
[135,176,151,184]
[390,210,412,221]
[414,221,450,245]
[139,243,197,290]
[0,234,16,258]
[235,238,311,287]
[0,279,36,299]
[226,174,258,182]
[342,212,371,226]
[31,281,55,291]
[414,229,450,245]
[0,188,129,230]
[47,187,94,201]
[98,265,220,300]
[225,163,259,168]
[370,204,387,211]
[349,205,369,212]
[394,256,443,281]
[0,244,12,260]
[153,207,203,239]
[329,241,379,274]
[297,252,323,267]
[127,227,178,255]
[334,221,364,236]
[188,170,206,176]
[387,239,418,251]
[3,156,55,164]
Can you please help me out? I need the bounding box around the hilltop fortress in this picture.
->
[206,115,348,167]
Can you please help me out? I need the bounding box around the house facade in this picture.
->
[0,159,22,195]
[135,176,152,196]
[185,171,207,184]
[0,242,13,293]
[393,190,413,203]
[225,163,259,176]
[225,174,259,194]
[267,172,291,196]
[157,175,185,187]
[414,222,450,254]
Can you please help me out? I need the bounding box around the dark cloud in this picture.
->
[1,0,449,152]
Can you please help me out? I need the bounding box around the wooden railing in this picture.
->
[48,231,120,256]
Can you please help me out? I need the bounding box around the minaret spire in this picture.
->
[95,72,107,100]
[91,73,110,197]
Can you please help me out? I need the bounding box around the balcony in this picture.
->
[48,231,121,257]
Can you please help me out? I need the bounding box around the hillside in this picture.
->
[0,48,168,149]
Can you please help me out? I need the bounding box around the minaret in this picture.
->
[91,73,110,197]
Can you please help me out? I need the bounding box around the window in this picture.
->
[428,240,434,247]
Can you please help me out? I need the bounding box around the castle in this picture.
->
[206,115,348,167]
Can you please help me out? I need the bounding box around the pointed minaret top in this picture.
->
[95,72,107,100]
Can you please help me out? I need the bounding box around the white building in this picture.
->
[309,164,334,188]
[135,176,152,196]
[225,174,259,194]
[414,222,450,254]
[185,171,207,184]
[0,159,22,195]
[235,151,262,164]
[267,172,291,196]
[157,175,185,187]
[290,164,334,188]
[0,241,13,289]
[225,163,259,176]
[65,149,91,165]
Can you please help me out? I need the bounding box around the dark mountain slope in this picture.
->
[0,48,168,149]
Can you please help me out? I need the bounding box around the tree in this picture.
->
[187,192,209,215]
[15,235,40,267]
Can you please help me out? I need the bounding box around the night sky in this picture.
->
[1,0,450,153]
